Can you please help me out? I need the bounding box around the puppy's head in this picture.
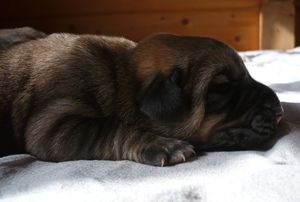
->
[132,34,283,150]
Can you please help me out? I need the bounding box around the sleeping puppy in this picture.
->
[0,30,283,166]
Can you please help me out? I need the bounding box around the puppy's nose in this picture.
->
[275,105,284,124]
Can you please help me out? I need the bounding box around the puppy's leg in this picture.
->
[23,99,195,166]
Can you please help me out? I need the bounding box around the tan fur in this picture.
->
[133,41,175,84]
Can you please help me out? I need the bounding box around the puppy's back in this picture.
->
[0,33,136,155]
[0,33,135,108]
[0,34,76,102]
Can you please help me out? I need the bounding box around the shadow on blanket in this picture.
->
[280,102,300,124]
[270,81,300,124]
[270,81,300,94]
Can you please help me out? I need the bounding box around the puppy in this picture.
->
[0,30,283,166]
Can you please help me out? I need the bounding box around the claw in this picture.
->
[180,154,186,162]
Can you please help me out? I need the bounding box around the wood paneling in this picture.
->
[0,0,262,18]
[0,0,262,50]
[295,0,300,46]
[261,0,295,49]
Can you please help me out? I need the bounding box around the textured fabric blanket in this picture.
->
[1,48,300,202]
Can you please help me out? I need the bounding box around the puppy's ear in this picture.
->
[138,68,190,123]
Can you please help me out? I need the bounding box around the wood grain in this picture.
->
[0,0,262,19]
[0,0,263,50]
[261,0,295,49]
[295,0,300,46]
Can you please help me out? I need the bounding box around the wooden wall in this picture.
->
[296,0,300,46]
[261,0,295,50]
[0,0,263,50]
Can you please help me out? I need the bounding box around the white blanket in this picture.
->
[1,48,300,202]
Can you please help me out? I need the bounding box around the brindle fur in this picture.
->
[0,28,282,166]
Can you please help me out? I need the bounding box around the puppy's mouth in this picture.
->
[198,102,284,151]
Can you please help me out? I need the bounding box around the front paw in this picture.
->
[140,137,195,166]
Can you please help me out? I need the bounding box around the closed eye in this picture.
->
[205,74,235,113]
[211,74,230,85]
[208,75,232,93]
[169,67,184,87]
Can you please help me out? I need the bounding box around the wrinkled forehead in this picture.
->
[195,45,248,80]
[177,36,248,79]
[133,34,248,82]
